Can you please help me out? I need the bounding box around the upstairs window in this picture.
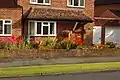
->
[0,20,12,36]
[68,0,85,7]
[30,0,50,5]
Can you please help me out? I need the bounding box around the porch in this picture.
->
[24,7,93,44]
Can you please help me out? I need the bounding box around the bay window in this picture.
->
[29,21,56,36]
[0,20,12,36]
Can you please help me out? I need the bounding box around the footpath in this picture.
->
[0,57,120,67]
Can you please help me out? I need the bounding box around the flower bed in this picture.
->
[0,34,119,62]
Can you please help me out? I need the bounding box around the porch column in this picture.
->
[81,25,85,42]
[101,26,105,44]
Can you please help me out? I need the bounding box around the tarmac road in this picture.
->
[1,71,120,80]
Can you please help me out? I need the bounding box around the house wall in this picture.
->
[0,8,22,37]
[95,4,120,44]
[57,21,76,34]
[17,0,94,45]
[95,4,120,17]
[83,0,94,45]
[95,4,120,26]
[17,0,94,18]
[29,21,84,43]
[17,0,30,13]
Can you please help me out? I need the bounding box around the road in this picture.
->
[1,71,120,80]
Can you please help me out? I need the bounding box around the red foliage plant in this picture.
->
[0,35,24,45]
[72,34,83,46]
[57,31,84,46]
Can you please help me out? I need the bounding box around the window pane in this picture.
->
[43,22,48,25]
[50,23,55,34]
[38,0,43,3]
[80,0,84,6]
[43,26,48,35]
[29,22,35,35]
[4,25,11,34]
[74,0,79,6]
[69,0,72,5]
[45,0,49,3]
[0,21,3,34]
[5,20,11,23]
[37,22,41,34]
[31,0,37,2]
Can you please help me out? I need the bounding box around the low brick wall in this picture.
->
[0,48,120,62]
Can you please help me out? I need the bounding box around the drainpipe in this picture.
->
[15,0,24,35]
[21,7,24,35]
[73,22,78,31]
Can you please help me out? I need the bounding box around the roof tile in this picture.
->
[27,8,93,22]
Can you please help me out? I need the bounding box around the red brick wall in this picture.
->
[19,0,94,45]
[31,21,84,43]
[83,0,94,45]
[29,0,94,18]
[24,20,28,35]
[51,0,67,8]
[0,8,22,37]
[57,21,75,34]
[84,0,94,18]
[17,0,30,13]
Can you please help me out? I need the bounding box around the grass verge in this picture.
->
[0,62,120,77]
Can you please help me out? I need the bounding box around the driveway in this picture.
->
[0,71,120,80]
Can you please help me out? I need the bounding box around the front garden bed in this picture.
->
[0,32,120,62]
[0,48,120,62]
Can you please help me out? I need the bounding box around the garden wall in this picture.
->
[0,48,120,62]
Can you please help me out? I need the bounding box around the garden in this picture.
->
[0,30,120,61]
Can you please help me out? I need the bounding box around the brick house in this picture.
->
[0,0,94,45]
[0,0,22,38]
[94,0,120,45]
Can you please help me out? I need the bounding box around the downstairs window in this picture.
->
[29,21,56,36]
[0,20,12,36]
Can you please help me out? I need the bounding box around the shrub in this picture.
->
[55,39,78,50]
[17,41,34,49]
[38,39,56,49]
[0,42,6,49]
[105,41,117,48]
[92,44,105,49]
[77,45,88,49]
[4,43,17,50]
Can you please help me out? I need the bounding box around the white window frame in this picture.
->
[28,21,57,37]
[67,0,85,8]
[0,19,12,36]
[30,0,51,5]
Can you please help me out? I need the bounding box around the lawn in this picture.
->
[0,62,120,77]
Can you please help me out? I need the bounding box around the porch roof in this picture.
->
[27,8,93,22]
[95,10,120,20]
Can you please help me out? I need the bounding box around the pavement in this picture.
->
[0,70,120,80]
[0,57,120,67]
